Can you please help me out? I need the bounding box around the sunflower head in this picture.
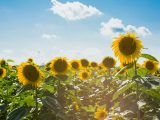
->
[112,32,143,64]
[90,61,98,68]
[94,108,108,120]
[0,68,7,78]
[143,60,158,74]
[101,56,116,69]
[79,70,90,81]
[70,60,81,70]
[50,57,69,75]
[17,62,43,87]
[27,58,33,63]
[80,58,89,68]
[0,59,6,67]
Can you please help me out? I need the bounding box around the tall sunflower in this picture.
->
[0,68,7,78]
[112,32,143,64]
[143,60,158,74]
[101,56,116,69]
[79,70,90,81]
[70,60,81,70]
[50,57,69,75]
[80,58,89,68]
[17,62,43,87]
[94,108,108,120]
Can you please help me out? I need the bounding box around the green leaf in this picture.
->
[141,54,159,62]
[43,84,55,93]
[23,95,35,107]
[0,104,7,111]
[7,59,14,63]
[127,68,135,78]
[16,85,33,96]
[42,96,62,112]
[114,66,128,78]
[7,106,31,120]
[137,68,148,77]
[112,81,136,101]
[82,105,96,112]
[142,87,160,101]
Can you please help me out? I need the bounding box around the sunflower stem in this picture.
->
[74,72,77,96]
[125,72,128,79]
[108,69,111,91]
[35,87,38,120]
[134,61,140,120]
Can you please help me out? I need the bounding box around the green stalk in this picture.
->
[108,68,111,91]
[35,87,38,120]
[134,61,140,120]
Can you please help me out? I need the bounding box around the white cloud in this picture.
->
[100,18,152,37]
[42,33,57,39]
[126,25,152,37]
[50,0,102,21]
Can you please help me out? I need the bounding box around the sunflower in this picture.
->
[79,70,90,81]
[17,62,43,87]
[112,32,143,64]
[0,59,6,67]
[0,68,7,78]
[70,60,81,70]
[90,61,98,68]
[143,60,158,74]
[27,58,33,63]
[101,56,116,69]
[94,108,108,120]
[80,58,89,68]
[50,57,69,75]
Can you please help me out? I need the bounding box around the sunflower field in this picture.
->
[0,32,160,120]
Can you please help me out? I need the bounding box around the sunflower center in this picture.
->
[81,59,89,67]
[23,65,39,82]
[54,59,68,73]
[99,112,105,118]
[146,61,154,70]
[91,62,98,67]
[119,37,136,55]
[82,72,88,79]
[72,62,79,69]
[103,58,115,68]
[0,68,4,76]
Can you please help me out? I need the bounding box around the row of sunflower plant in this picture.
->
[0,32,160,120]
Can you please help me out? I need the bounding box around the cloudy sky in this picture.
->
[0,0,160,64]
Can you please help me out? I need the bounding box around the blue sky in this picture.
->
[0,0,160,64]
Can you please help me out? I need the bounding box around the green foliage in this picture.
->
[6,107,31,120]
[0,59,160,120]
[112,81,136,101]
[141,53,159,62]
